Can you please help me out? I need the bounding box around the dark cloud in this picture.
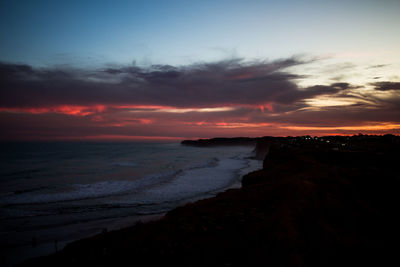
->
[367,64,389,69]
[0,58,340,109]
[1,58,400,140]
[0,62,34,80]
[330,82,352,90]
[371,81,400,91]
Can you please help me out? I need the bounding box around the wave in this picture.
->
[0,157,221,205]
[114,157,249,205]
[1,172,179,205]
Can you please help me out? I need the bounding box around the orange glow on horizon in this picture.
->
[185,122,273,128]
[282,123,400,131]
[1,105,399,140]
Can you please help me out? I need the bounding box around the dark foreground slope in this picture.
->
[22,135,400,267]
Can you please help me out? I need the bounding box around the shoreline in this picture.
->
[3,144,260,266]
[1,212,165,267]
[20,135,400,266]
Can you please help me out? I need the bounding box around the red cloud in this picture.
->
[0,59,399,141]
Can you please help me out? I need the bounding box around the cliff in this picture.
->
[22,135,400,267]
[181,136,276,160]
[181,137,258,147]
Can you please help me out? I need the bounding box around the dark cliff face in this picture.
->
[253,138,271,160]
[181,137,257,147]
[23,135,400,267]
[240,137,400,266]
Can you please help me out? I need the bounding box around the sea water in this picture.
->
[0,142,261,266]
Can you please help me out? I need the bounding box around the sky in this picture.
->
[0,0,399,140]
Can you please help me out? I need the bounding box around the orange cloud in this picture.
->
[281,123,400,131]
[184,121,273,129]
[0,105,107,116]
[0,104,240,116]
[1,60,399,141]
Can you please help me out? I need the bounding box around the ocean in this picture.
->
[0,142,261,266]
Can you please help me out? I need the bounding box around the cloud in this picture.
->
[371,81,400,91]
[367,64,389,69]
[1,58,400,140]
[0,58,339,110]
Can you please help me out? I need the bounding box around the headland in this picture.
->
[21,134,400,266]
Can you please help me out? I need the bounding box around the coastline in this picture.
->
[2,143,259,266]
[1,213,164,267]
[20,135,400,266]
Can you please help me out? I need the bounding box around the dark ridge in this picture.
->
[21,134,400,267]
[181,137,258,147]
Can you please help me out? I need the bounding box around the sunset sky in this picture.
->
[1,0,399,140]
